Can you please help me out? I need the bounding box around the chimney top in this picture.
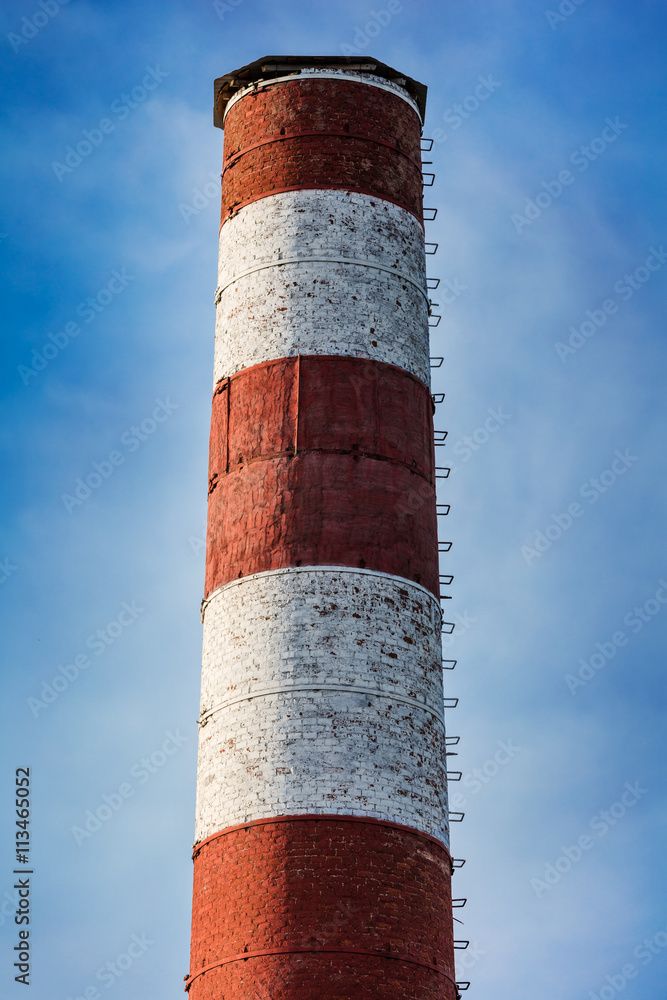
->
[213,55,427,128]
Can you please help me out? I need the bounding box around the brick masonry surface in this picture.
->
[205,355,439,596]
[220,76,423,221]
[188,954,457,1000]
[188,817,456,1000]
[214,189,430,386]
[223,71,422,125]
[195,567,449,846]
[189,62,456,1000]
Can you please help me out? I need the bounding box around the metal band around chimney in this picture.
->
[214,256,429,304]
[198,682,446,728]
[222,70,422,125]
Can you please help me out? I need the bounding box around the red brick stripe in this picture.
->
[222,130,424,173]
[205,356,439,598]
[188,817,456,1000]
[192,813,451,859]
[221,77,423,222]
[184,947,458,992]
[208,356,434,480]
[186,952,457,1000]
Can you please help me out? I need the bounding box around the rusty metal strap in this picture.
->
[221,186,424,228]
[214,256,429,304]
[197,682,446,728]
[222,72,422,126]
[222,130,423,173]
[184,945,457,992]
[207,445,434,494]
[201,565,442,619]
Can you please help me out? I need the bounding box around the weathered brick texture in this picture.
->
[196,568,449,845]
[214,189,429,385]
[205,356,438,596]
[200,568,444,720]
[221,77,423,221]
[223,71,423,124]
[189,954,457,1000]
[188,817,456,1000]
[189,63,456,1000]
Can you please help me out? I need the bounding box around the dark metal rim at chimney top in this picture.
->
[213,54,428,128]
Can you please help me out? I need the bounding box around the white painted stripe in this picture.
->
[200,564,440,618]
[199,683,445,728]
[195,567,450,846]
[223,70,422,125]
[217,189,424,292]
[214,257,429,304]
[214,189,430,385]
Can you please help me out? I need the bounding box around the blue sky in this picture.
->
[1,0,666,997]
